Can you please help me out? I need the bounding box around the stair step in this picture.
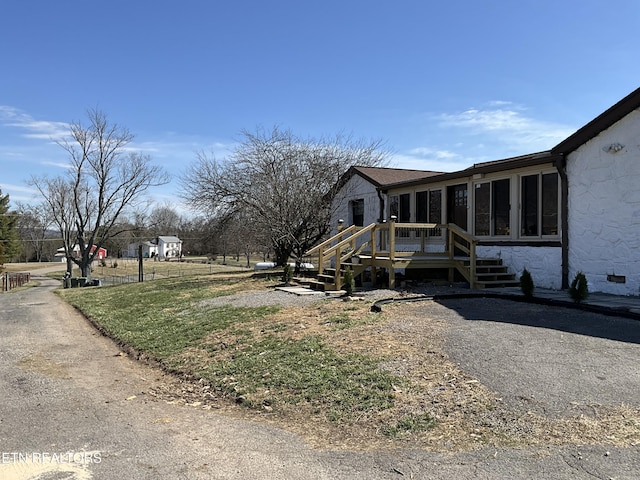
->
[475,272,516,280]
[475,279,521,288]
[476,266,509,274]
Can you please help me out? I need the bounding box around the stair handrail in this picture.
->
[442,223,478,288]
[305,224,360,257]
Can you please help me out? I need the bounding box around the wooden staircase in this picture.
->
[302,260,367,292]
[465,258,520,288]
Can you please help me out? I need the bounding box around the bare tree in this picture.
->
[31,109,170,277]
[15,202,53,262]
[147,204,182,237]
[180,127,387,265]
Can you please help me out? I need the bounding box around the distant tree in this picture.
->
[180,127,387,265]
[31,109,169,277]
[15,201,53,262]
[0,189,21,269]
[147,205,182,238]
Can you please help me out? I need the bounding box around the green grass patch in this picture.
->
[201,335,397,421]
[58,275,279,358]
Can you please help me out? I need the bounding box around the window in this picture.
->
[350,199,364,227]
[388,194,411,236]
[474,179,510,236]
[389,195,399,219]
[416,189,442,236]
[399,193,411,222]
[521,172,559,236]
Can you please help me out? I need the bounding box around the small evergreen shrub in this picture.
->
[282,263,293,285]
[519,268,534,298]
[568,271,589,303]
[342,268,355,296]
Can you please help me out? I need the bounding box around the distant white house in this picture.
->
[127,236,182,259]
[126,241,158,258]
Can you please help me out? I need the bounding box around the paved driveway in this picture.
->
[439,297,640,416]
[1,277,639,479]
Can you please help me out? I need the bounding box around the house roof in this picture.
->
[348,166,442,187]
[381,151,561,190]
[552,86,640,155]
[157,236,181,242]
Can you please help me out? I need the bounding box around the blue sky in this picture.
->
[1,0,639,212]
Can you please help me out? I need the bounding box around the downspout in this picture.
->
[377,188,386,222]
[555,155,569,289]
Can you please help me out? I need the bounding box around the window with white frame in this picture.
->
[350,199,364,226]
[520,172,559,237]
[474,179,510,236]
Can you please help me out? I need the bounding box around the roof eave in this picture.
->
[382,151,560,190]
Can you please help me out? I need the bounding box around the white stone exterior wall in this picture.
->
[566,109,640,295]
[477,245,563,290]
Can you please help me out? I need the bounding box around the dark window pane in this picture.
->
[351,199,364,227]
[474,183,490,236]
[542,173,559,235]
[399,193,411,222]
[492,179,510,236]
[429,190,442,236]
[521,175,538,236]
[416,191,428,222]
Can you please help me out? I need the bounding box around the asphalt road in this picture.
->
[0,276,639,479]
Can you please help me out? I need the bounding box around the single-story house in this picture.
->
[330,86,640,296]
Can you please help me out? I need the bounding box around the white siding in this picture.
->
[330,174,381,235]
[567,108,640,295]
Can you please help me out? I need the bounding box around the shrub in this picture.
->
[342,268,355,296]
[568,271,589,303]
[519,268,534,298]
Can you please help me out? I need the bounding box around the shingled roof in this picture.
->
[348,166,442,187]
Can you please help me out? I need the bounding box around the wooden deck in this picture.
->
[305,220,519,291]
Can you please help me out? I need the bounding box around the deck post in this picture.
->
[447,226,455,283]
[370,224,377,286]
[469,239,477,289]
[389,216,396,289]
[335,219,344,290]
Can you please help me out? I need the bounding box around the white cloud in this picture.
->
[436,103,575,152]
[0,106,70,141]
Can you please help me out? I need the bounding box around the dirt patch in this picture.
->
[18,354,71,379]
